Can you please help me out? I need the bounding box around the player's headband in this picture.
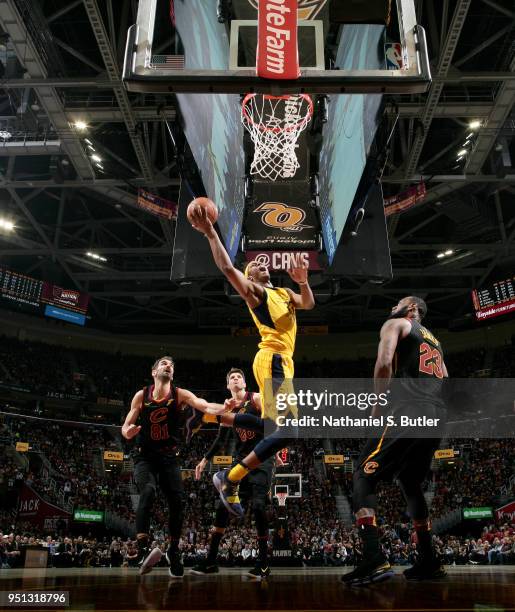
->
[244,262,254,278]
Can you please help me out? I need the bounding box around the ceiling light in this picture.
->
[444,249,454,256]
[469,120,481,130]
[465,133,474,140]
[0,218,14,231]
[84,138,93,145]
[457,149,468,157]
[95,163,103,169]
[87,144,95,151]
[74,120,88,131]
[91,154,102,163]
[437,253,445,259]
[86,251,107,262]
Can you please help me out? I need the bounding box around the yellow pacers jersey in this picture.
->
[247,287,297,356]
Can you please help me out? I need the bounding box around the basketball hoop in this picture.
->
[275,492,288,507]
[241,94,314,181]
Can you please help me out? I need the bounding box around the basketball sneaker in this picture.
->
[341,554,394,586]
[403,558,446,580]
[190,560,219,575]
[213,470,244,518]
[138,547,163,576]
[247,563,271,580]
[166,550,184,578]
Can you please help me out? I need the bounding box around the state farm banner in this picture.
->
[495,500,515,523]
[257,0,300,79]
[245,250,321,270]
[245,183,319,250]
[17,483,71,530]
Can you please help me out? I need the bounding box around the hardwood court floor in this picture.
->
[1,566,514,611]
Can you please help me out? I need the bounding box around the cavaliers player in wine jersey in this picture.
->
[121,356,227,577]
[192,368,276,580]
[342,297,449,586]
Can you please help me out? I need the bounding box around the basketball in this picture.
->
[187,197,218,226]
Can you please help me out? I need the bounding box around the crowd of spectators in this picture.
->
[2,333,506,406]
[2,523,514,569]
[1,336,514,569]
[1,411,514,552]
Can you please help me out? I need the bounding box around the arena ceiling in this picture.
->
[0,0,514,333]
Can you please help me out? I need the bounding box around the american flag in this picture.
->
[151,55,185,70]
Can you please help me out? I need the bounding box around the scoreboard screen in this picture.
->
[472,276,515,321]
[0,266,89,324]
[0,268,43,308]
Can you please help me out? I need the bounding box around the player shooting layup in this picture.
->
[189,203,314,516]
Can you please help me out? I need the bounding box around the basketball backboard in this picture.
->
[274,473,302,499]
[123,0,430,94]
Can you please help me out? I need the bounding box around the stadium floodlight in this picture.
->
[0,218,14,231]
[86,251,107,262]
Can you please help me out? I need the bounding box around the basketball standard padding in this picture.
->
[187,197,219,225]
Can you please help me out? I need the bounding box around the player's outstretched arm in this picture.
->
[286,266,315,310]
[177,388,226,414]
[374,319,411,395]
[189,204,263,307]
[121,390,143,439]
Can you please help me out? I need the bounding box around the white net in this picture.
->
[241,94,313,182]
[275,492,288,507]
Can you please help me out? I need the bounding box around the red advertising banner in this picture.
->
[472,278,515,321]
[257,0,300,79]
[17,483,71,530]
[41,282,89,314]
[245,250,321,270]
[384,182,426,217]
[474,298,515,321]
[495,500,515,523]
[137,189,177,220]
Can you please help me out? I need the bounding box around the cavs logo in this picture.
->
[149,407,168,424]
[247,0,328,20]
[254,202,312,232]
[364,461,379,475]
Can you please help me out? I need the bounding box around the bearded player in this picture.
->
[122,356,228,577]
[342,297,448,586]
[189,203,314,517]
[192,368,278,579]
